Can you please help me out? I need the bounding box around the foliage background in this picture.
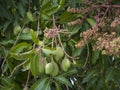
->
[0,0,120,90]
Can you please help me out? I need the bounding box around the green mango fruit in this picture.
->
[39,57,47,73]
[51,61,59,76]
[54,46,64,61]
[61,57,71,71]
[45,62,53,74]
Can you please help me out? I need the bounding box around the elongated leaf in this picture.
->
[82,69,97,83]
[0,84,14,90]
[57,0,66,10]
[54,76,72,88]
[13,25,21,35]
[86,18,96,26]
[11,42,31,53]
[30,54,41,76]
[1,78,13,86]
[105,68,114,82]
[17,3,26,17]
[46,6,58,15]
[30,29,39,44]
[3,21,11,31]
[73,47,84,57]
[0,78,21,90]
[22,60,30,71]
[20,33,32,40]
[10,50,35,60]
[27,11,35,21]
[55,83,62,90]
[59,12,76,23]
[41,1,51,12]
[22,27,30,34]
[44,81,51,90]
[42,47,55,56]
[113,75,120,88]
[1,40,14,45]
[70,25,81,37]
[0,5,12,20]
[41,13,50,20]
[62,69,77,76]
[30,78,48,90]
[6,57,14,72]
[92,50,100,64]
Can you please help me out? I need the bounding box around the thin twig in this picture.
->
[9,59,29,78]
[52,15,56,27]
[28,0,31,11]
[37,15,40,37]
[66,85,69,90]
[99,7,110,24]
[32,15,40,49]
[25,70,30,87]
[55,37,57,46]
[1,25,25,73]
[59,31,71,34]
[93,5,120,8]
[57,34,73,59]
[83,43,89,67]
[52,37,54,48]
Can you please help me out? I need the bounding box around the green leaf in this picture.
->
[0,5,12,20]
[82,69,97,83]
[92,50,100,64]
[54,76,72,88]
[22,60,30,71]
[22,27,30,34]
[62,69,77,76]
[0,85,14,90]
[3,21,11,31]
[13,25,21,35]
[30,78,48,90]
[6,57,14,72]
[105,68,114,82]
[1,40,14,45]
[97,79,109,90]
[42,47,55,56]
[41,1,51,12]
[0,78,21,90]
[41,2,58,19]
[20,33,32,40]
[57,0,66,10]
[27,11,35,21]
[70,25,81,37]
[10,50,35,60]
[11,42,31,53]
[47,6,58,15]
[86,18,96,26]
[55,83,62,90]
[1,78,13,87]
[17,3,26,17]
[30,53,41,77]
[73,47,84,57]
[30,29,39,44]
[113,73,120,88]
[41,13,50,20]
[44,81,51,90]
[59,12,76,23]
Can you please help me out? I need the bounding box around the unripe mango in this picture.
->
[54,46,64,61]
[51,61,59,76]
[61,57,71,71]
[39,58,47,73]
[45,62,53,74]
